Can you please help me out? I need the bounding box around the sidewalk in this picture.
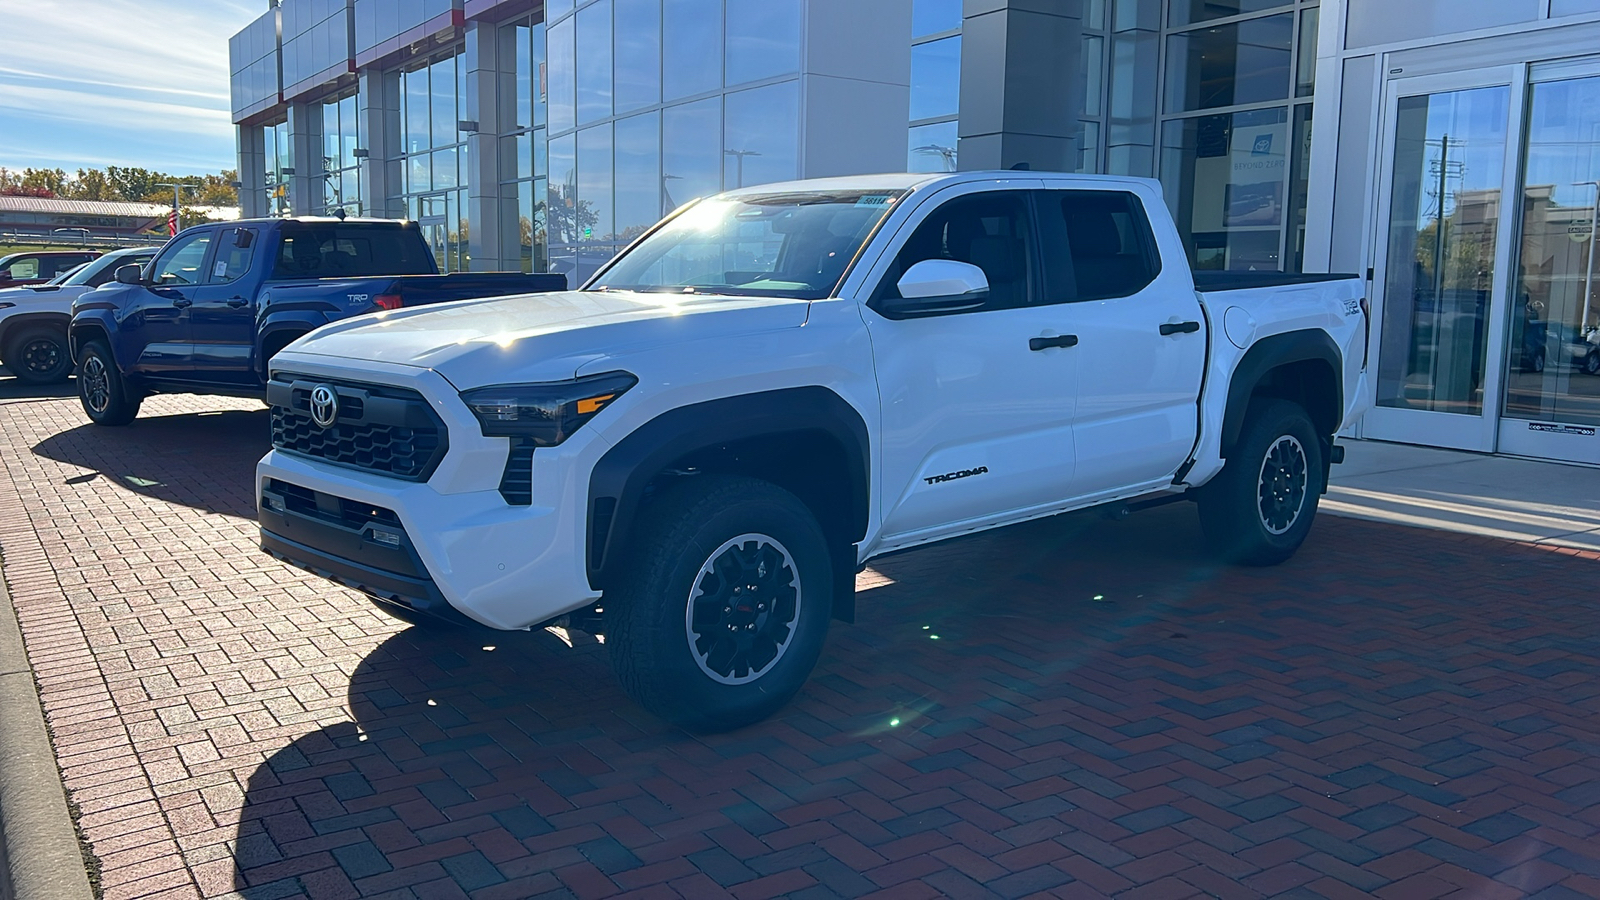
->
[1327,438,1600,550]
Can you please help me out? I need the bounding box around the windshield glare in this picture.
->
[588,190,903,299]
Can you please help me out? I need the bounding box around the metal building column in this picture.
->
[464,20,509,272]
[359,68,406,219]
[957,0,1088,172]
[237,125,268,219]
[286,102,322,215]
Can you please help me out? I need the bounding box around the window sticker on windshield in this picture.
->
[213,261,229,279]
[855,195,893,208]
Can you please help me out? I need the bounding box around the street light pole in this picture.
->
[154,182,192,235]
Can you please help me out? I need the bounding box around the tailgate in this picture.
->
[390,273,568,307]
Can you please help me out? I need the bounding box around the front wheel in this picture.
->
[6,325,74,385]
[77,340,141,426]
[1198,399,1324,566]
[605,475,833,732]
[1584,351,1600,376]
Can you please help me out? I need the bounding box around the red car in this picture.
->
[0,250,100,287]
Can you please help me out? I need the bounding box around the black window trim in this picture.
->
[208,226,261,285]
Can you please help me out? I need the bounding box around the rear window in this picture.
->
[271,225,434,279]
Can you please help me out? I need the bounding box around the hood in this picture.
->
[284,289,812,386]
[0,284,89,306]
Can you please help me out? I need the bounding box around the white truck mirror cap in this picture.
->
[897,259,989,300]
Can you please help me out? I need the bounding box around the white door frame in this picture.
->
[1362,65,1526,452]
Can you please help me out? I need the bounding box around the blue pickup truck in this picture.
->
[70,217,562,425]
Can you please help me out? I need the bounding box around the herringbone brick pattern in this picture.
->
[2,385,1600,899]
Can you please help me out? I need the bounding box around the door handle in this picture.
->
[1160,321,1201,336]
[1029,334,1079,351]
[172,298,193,309]
[226,297,249,308]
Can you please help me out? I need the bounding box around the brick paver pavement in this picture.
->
[3,383,1600,899]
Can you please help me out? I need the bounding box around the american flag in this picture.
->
[167,210,178,236]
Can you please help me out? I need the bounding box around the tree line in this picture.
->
[0,166,239,208]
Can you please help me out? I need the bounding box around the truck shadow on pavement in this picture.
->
[0,371,76,400]
[30,407,269,519]
[223,503,1600,898]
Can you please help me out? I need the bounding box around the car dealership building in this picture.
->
[230,0,1600,465]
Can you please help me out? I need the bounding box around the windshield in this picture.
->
[588,190,904,299]
[48,263,88,285]
[61,253,145,287]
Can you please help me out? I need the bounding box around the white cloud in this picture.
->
[0,0,260,173]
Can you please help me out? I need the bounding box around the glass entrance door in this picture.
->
[1364,72,1520,451]
[418,193,451,273]
[1499,69,1600,464]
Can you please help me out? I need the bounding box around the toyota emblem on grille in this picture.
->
[309,384,340,429]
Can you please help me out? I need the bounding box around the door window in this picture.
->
[150,232,215,286]
[875,191,1034,311]
[4,258,39,280]
[209,229,259,284]
[1035,190,1161,302]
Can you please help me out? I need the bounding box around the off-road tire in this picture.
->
[605,475,833,732]
[77,339,141,426]
[5,325,73,385]
[1198,399,1324,566]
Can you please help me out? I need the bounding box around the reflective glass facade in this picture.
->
[396,52,470,272]
[908,0,960,172]
[318,90,363,216]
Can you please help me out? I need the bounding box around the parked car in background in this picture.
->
[0,250,100,288]
[256,172,1371,731]
[70,217,565,424]
[0,247,159,385]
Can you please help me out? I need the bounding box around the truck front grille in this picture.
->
[268,376,448,481]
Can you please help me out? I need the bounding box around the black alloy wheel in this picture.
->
[1256,434,1309,536]
[685,534,802,685]
[6,326,73,385]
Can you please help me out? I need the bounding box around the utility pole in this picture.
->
[154,182,193,235]
[724,149,761,189]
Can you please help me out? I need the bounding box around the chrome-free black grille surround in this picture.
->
[267,375,448,481]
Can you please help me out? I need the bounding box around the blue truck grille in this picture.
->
[268,377,448,481]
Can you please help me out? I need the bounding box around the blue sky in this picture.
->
[0,0,261,177]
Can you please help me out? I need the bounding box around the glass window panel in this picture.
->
[1164,14,1292,112]
[533,176,549,276]
[1082,35,1104,117]
[726,0,802,86]
[512,133,532,181]
[340,93,359,168]
[1168,0,1290,26]
[548,132,578,278]
[514,23,533,130]
[341,168,361,213]
[432,57,458,147]
[910,36,961,122]
[408,153,431,194]
[548,0,574,21]
[1295,7,1318,98]
[578,124,614,245]
[518,178,535,273]
[433,146,459,190]
[615,0,661,113]
[1375,86,1509,414]
[1552,0,1600,14]
[663,97,722,212]
[404,67,430,154]
[1077,119,1101,173]
[908,120,959,173]
[664,0,721,101]
[548,17,576,133]
[1084,0,1106,30]
[912,0,962,36]
[536,127,548,179]
[1158,106,1290,271]
[577,0,613,125]
[532,21,547,129]
[323,170,340,211]
[1285,103,1312,272]
[615,112,661,242]
[724,81,800,189]
[323,102,340,170]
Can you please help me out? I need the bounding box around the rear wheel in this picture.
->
[6,325,73,385]
[605,475,833,732]
[77,340,141,426]
[1199,399,1324,566]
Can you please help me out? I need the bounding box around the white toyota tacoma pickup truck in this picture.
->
[257,172,1370,730]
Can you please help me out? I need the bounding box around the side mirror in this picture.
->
[0,271,12,283]
[114,264,144,285]
[881,259,989,318]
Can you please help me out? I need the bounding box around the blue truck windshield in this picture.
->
[588,190,904,300]
[271,224,435,279]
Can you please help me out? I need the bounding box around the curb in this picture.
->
[0,558,94,900]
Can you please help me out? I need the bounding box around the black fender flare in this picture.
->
[0,311,70,355]
[586,386,870,614]
[67,312,116,363]
[1221,329,1343,458]
[257,311,330,375]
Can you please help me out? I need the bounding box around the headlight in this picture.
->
[460,371,638,444]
